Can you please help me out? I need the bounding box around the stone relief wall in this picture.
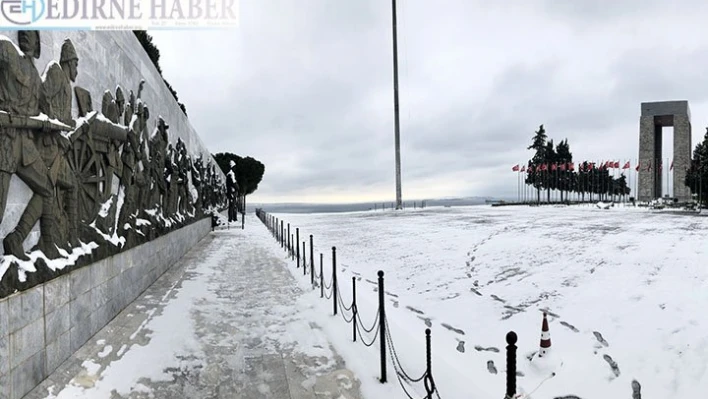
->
[0,31,227,298]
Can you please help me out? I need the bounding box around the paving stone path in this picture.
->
[24,216,363,399]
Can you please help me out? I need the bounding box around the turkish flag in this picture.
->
[520,165,526,172]
[551,163,557,171]
[559,163,566,171]
[635,162,640,171]
[670,161,674,170]
[512,164,520,172]
[623,161,630,169]
[614,161,620,168]
[569,162,575,171]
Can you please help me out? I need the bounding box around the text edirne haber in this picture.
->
[44,0,238,21]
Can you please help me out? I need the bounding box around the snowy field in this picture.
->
[270,205,708,399]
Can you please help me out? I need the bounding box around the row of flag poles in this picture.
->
[509,159,682,204]
[511,160,675,173]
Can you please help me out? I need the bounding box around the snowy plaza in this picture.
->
[15,206,707,398]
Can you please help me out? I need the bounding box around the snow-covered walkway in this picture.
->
[25,215,363,399]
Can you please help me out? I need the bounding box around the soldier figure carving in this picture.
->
[0,31,70,260]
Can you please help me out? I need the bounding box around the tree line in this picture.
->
[133,31,188,116]
[685,127,708,205]
[213,152,265,214]
[523,125,631,203]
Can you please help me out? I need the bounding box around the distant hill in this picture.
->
[248,196,497,214]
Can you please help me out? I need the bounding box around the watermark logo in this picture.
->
[1,0,46,25]
[0,0,239,29]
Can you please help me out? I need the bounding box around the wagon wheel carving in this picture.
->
[68,131,113,223]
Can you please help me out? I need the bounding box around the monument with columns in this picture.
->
[638,100,692,202]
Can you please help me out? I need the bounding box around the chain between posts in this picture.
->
[255,212,459,399]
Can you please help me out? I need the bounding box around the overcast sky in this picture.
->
[150,0,708,204]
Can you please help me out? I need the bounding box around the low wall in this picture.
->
[0,217,212,399]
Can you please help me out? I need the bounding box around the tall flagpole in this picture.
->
[391,0,403,210]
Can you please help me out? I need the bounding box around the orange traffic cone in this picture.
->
[539,312,551,357]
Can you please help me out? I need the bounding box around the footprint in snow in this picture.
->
[391,300,399,308]
[632,380,642,399]
[560,321,579,333]
[526,351,538,361]
[417,316,432,327]
[603,354,620,377]
[470,288,483,296]
[490,294,506,303]
[593,331,609,347]
[441,323,465,335]
[487,360,497,374]
[406,306,425,315]
[456,340,465,353]
[473,346,499,353]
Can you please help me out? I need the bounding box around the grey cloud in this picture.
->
[150,1,708,202]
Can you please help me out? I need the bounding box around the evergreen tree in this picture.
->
[555,139,573,202]
[526,124,548,203]
[613,174,631,200]
[133,31,188,115]
[544,139,556,202]
[213,153,266,196]
[577,162,591,202]
[685,127,708,206]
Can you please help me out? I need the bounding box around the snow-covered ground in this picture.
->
[270,204,708,399]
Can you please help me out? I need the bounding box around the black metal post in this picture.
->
[287,223,291,256]
[296,228,300,268]
[352,277,357,342]
[310,235,314,286]
[332,247,338,316]
[275,218,278,240]
[302,241,306,275]
[424,328,435,397]
[320,253,324,298]
[505,331,518,399]
[291,234,294,260]
[378,270,387,383]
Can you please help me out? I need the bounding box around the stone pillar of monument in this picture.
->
[673,113,692,201]
[638,101,692,202]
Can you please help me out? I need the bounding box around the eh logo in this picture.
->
[1,0,45,25]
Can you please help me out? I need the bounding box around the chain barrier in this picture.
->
[335,279,354,312]
[256,210,452,399]
[385,316,426,383]
[356,308,380,334]
[355,317,380,347]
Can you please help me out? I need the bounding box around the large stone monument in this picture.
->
[638,100,692,202]
[0,30,228,295]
